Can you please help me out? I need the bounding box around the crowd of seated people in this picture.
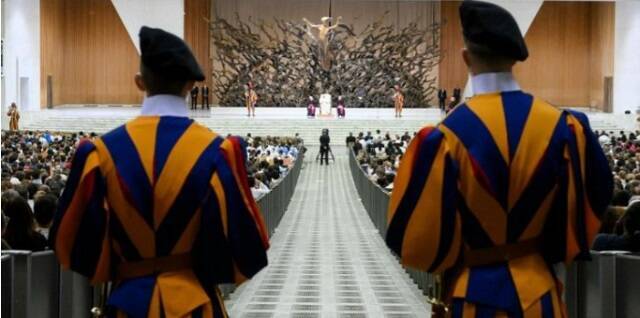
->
[348,130,414,192]
[245,134,303,200]
[592,130,640,252]
[1,130,81,251]
[0,130,302,251]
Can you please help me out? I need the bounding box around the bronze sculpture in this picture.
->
[210,13,442,108]
[302,16,343,71]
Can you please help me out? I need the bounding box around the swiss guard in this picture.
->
[50,26,269,317]
[386,1,612,317]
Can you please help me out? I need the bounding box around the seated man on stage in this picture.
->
[307,95,317,118]
[337,95,346,118]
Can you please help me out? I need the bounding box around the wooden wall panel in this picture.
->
[60,0,142,105]
[185,0,213,90]
[40,0,142,106]
[439,1,615,109]
[40,0,65,107]
[589,2,615,109]
[41,0,614,108]
[438,1,466,94]
[514,2,590,107]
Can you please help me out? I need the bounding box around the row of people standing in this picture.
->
[437,87,462,114]
[189,85,210,110]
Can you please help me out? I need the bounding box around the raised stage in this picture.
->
[18,106,634,145]
[20,107,441,145]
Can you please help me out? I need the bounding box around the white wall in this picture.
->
[613,1,640,114]
[111,0,184,53]
[491,0,543,36]
[2,0,40,116]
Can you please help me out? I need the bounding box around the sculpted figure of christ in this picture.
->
[302,16,342,71]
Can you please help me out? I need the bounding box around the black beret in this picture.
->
[139,26,205,81]
[459,0,528,61]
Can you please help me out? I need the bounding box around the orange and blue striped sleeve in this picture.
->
[386,126,462,273]
[563,111,612,262]
[221,136,269,247]
[200,136,268,286]
[49,139,111,283]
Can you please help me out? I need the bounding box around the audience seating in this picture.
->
[258,152,304,237]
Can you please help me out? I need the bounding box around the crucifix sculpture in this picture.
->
[302,16,342,71]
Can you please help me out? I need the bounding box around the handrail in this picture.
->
[1,250,61,318]
[347,146,640,317]
[1,151,305,317]
[2,254,14,318]
[255,150,304,238]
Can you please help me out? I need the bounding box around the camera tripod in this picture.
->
[315,146,335,163]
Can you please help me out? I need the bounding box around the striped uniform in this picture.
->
[50,116,269,318]
[8,108,19,131]
[246,90,258,109]
[386,91,612,317]
[394,92,404,111]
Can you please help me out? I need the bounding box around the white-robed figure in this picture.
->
[319,93,332,115]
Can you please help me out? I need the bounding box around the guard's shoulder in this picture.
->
[564,108,589,122]
[187,123,226,155]
[440,102,470,126]
[530,95,563,116]
[75,138,97,154]
[564,109,593,132]
[412,125,445,146]
[528,96,592,132]
[100,123,127,140]
[190,120,220,138]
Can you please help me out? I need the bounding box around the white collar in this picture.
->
[140,94,189,117]
[471,72,521,95]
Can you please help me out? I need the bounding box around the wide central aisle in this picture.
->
[226,152,430,317]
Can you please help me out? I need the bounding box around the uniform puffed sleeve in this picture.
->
[386,126,462,273]
[562,111,612,262]
[198,136,268,286]
[50,139,110,283]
